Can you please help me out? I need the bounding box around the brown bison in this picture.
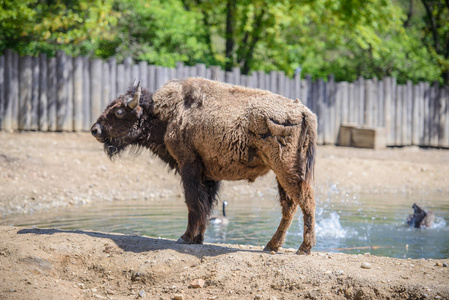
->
[91,78,317,254]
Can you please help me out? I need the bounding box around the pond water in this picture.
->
[2,188,448,259]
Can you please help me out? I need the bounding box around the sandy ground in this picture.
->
[0,132,449,299]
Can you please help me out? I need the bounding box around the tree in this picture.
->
[420,0,449,83]
[0,0,118,56]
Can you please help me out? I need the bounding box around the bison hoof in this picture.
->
[263,243,280,253]
[296,244,312,255]
[176,235,204,244]
[176,237,190,244]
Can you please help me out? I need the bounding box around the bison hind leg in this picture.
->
[264,178,299,253]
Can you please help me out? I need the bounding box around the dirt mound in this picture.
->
[1,226,448,299]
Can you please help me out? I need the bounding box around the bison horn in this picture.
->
[127,80,141,109]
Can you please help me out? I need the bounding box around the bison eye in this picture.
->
[115,108,125,119]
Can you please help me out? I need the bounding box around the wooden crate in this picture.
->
[339,123,387,149]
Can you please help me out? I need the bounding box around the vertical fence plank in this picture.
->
[347,82,355,123]
[47,57,57,131]
[197,64,206,78]
[139,61,148,90]
[430,82,439,147]
[38,53,48,131]
[270,71,278,94]
[325,75,335,144]
[90,59,102,124]
[73,56,83,132]
[0,56,3,130]
[444,86,449,147]
[438,85,447,147]
[257,71,265,90]
[412,83,420,145]
[131,64,139,83]
[405,80,413,145]
[2,50,19,131]
[102,61,110,109]
[82,56,91,131]
[116,64,125,94]
[277,72,286,97]
[364,79,373,127]
[108,57,116,99]
[401,84,409,145]
[175,62,184,80]
[56,51,68,131]
[64,57,73,131]
[384,77,393,144]
[316,78,325,144]
[394,84,402,145]
[31,56,39,130]
[293,73,301,101]
[19,56,32,130]
[356,77,365,124]
[300,78,308,107]
[124,57,132,87]
[377,79,384,127]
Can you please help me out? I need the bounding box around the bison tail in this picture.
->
[298,112,317,187]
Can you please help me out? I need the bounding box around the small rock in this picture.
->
[361,262,372,269]
[435,262,442,267]
[174,294,184,300]
[138,290,146,298]
[443,263,448,267]
[345,287,353,297]
[270,251,276,255]
[254,295,262,300]
[189,279,205,288]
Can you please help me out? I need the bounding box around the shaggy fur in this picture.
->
[91,78,317,254]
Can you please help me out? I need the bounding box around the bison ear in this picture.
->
[127,80,141,109]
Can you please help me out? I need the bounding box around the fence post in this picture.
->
[316,78,325,144]
[412,83,421,145]
[38,54,48,131]
[0,55,4,130]
[444,86,449,148]
[90,59,102,124]
[73,56,83,132]
[102,61,110,109]
[124,57,132,88]
[2,50,19,131]
[384,77,393,144]
[56,51,68,131]
[325,75,335,144]
[19,55,32,130]
[437,85,447,147]
[430,82,439,147]
[108,57,116,99]
[82,56,91,131]
[139,61,148,90]
[30,57,39,130]
[47,57,57,131]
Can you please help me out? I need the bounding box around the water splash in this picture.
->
[315,211,350,238]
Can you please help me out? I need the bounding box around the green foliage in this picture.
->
[0,0,118,56]
[100,0,215,66]
[0,0,447,83]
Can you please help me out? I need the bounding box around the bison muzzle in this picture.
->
[91,78,317,255]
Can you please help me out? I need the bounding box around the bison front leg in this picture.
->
[177,162,218,244]
[264,179,298,252]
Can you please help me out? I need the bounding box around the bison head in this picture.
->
[91,81,146,158]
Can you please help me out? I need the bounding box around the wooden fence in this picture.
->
[0,49,448,147]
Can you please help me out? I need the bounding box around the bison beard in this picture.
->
[91,78,317,255]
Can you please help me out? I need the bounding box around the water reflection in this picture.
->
[2,189,448,259]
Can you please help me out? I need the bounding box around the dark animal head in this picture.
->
[91,81,151,158]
